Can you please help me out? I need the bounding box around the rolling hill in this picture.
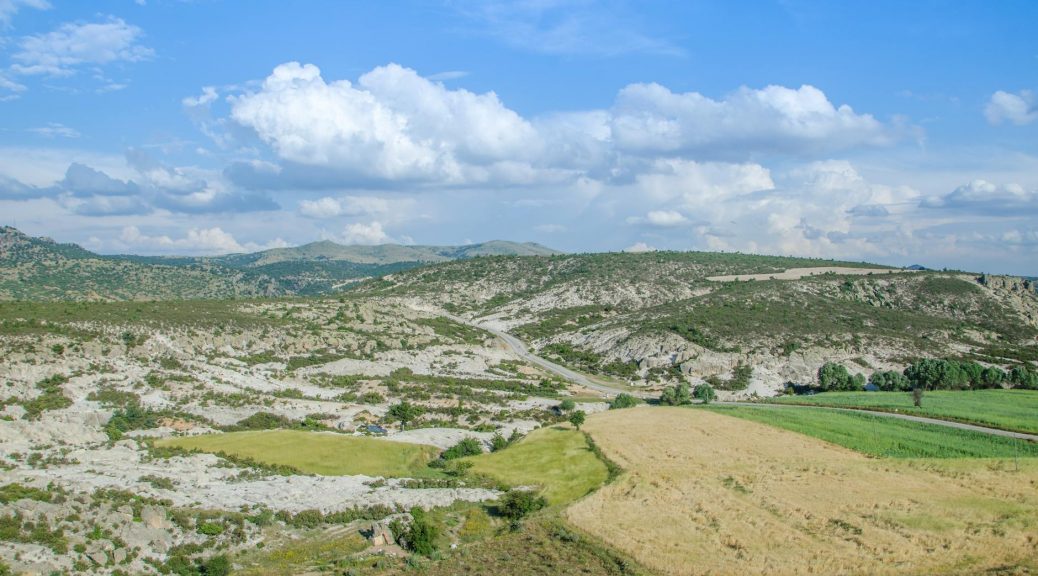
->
[0,226,559,300]
[353,251,1038,392]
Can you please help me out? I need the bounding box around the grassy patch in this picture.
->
[703,405,1038,458]
[386,519,647,576]
[155,430,443,477]
[768,389,1038,434]
[235,529,368,576]
[465,427,609,505]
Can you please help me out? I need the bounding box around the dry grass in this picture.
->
[566,407,1038,576]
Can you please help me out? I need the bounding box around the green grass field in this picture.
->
[155,430,443,477]
[465,426,609,505]
[767,389,1038,434]
[703,405,1038,458]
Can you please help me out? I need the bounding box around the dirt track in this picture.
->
[706,266,914,282]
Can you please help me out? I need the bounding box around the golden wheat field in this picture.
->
[566,407,1038,576]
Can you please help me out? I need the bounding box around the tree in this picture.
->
[959,361,984,388]
[569,410,586,430]
[850,373,866,390]
[869,370,909,391]
[904,358,969,390]
[979,367,1005,389]
[817,362,852,391]
[912,387,924,408]
[558,399,576,412]
[659,382,692,406]
[693,383,716,404]
[1009,366,1038,390]
[387,401,423,430]
[609,393,639,409]
[498,489,547,523]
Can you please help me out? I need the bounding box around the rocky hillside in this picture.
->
[0,227,560,300]
[356,252,1038,395]
[0,226,283,301]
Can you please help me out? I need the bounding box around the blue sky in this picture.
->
[0,0,1036,274]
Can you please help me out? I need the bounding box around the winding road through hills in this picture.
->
[435,308,1038,441]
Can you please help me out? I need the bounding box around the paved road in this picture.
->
[720,401,1038,442]
[478,322,651,397]
[432,308,1037,441]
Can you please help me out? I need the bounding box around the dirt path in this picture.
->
[706,266,914,282]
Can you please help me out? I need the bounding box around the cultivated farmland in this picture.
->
[767,389,1038,434]
[705,404,1038,458]
[567,407,1038,576]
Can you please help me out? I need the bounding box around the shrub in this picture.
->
[441,437,482,460]
[498,489,547,523]
[231,411,294,431]
[609,393,639,409]
[558,399,576,412]
[490,432,509,452]
[196,522,223,536]
[396,508,439,557]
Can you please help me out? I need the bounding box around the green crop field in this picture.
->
[703,405,1038,458]
[767,389,1038,434]
[466,426,609,505]
[155,430,443,477]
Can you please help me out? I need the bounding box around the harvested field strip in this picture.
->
[155,430,443,477]
[706,404,1038,458]
[767,389,1038,434]
[465,426,609,505]
[566,407,1038,576]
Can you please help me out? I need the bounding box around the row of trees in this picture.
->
[817,359,1038,392]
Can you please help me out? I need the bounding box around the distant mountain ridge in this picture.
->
[0,226,560,300]
[206,239,559,267]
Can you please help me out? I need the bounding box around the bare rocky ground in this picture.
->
[0,297,590,575]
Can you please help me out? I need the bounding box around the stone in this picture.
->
[140,505,169,529]
[88,550,108,566]
[369,522,394,546]
[113,548,127,564]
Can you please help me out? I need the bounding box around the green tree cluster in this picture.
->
[816,363,865,391]
[659,382,693,406]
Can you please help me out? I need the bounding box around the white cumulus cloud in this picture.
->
[985,90,1037,126]
[11,16,153,76]
[340,221,392,245]
[611,83,889,158]
[0,0,49,27]
[230,62,540,184]
[119,226,288,255]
